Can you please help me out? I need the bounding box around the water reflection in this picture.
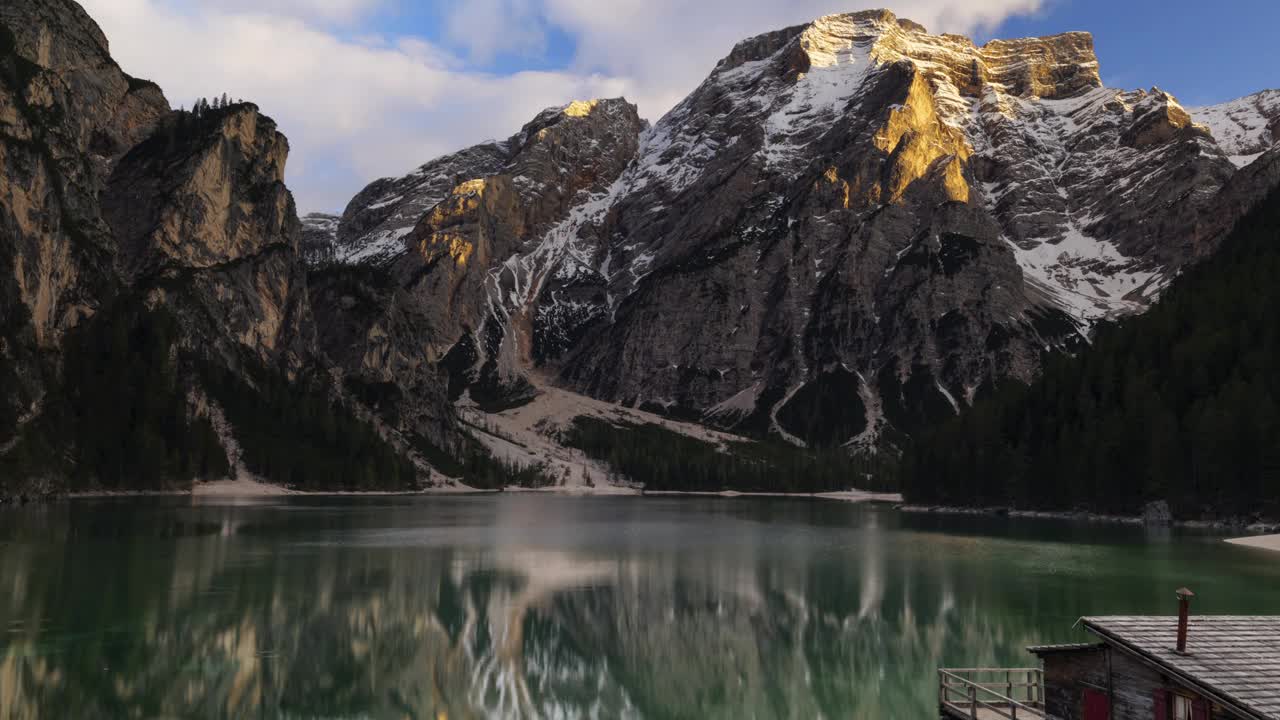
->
[2,496,1278,719]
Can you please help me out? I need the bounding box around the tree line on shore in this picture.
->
[901,186,1280,519]
[1,303,228,490]
[562,415,897,493]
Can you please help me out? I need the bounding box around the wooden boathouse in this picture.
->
[941,591,1279,719]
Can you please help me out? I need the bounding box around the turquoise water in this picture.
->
[1,495,1276,719]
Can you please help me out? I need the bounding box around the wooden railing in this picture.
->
[938,668,1045,719]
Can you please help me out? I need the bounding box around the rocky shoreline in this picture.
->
[0,478,486,506]
[897,504,1280,534]
[4,482,903,506]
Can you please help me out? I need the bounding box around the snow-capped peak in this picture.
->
[1190,89,1280,167]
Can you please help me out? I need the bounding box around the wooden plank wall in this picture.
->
[1042,648,1245,719]
[1109,650,1166,718]
[1043,648,1108,720]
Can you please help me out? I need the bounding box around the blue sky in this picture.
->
[82,0,1280,214]
[990,0,1280,106]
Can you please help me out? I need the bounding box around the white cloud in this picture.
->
[444,0,547,64]
[193,0,384,24]
[81,0,626,212]
[80,0,1042,213]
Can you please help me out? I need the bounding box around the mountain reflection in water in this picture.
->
[2,495,1278,719]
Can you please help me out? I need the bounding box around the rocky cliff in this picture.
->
[309,98,645,436]
[0,0,169,441]
[101,105,315,371]
[0,0,457,498]
[325,10,1280,450]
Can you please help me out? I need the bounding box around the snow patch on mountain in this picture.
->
[341,226,415,265]
[1192,91,1280,151]
[495,178,629,318]
[763,25,873,168]
[1191,89,1280,165]
[298,212,340,267]
[301,212,337,235]
[706,382,762,421]
[335,141,510,267]
[964,81,1220,319]
[626,108,727,197]
[1007,226,1164,320]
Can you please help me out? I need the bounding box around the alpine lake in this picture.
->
[2,494,1277,719]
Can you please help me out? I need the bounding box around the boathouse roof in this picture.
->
[1080,616,1280,719]
[1025,642,1104,655]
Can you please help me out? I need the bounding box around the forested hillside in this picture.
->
[1,304,229,491]
[902,188,1280,519]
[563,417,897,493]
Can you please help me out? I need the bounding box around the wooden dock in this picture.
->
[938,668,1046,720]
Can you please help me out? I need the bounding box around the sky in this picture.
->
[77,0,1280,214]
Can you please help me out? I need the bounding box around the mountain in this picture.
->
[2,0,166,437]
[304,99,645,461]
[323,10,1280,451]
[1191,90,1280,165]
[299,212,339,267]
[4,3,1280,499]
[0,0,462,499]
[901,183,1280,520]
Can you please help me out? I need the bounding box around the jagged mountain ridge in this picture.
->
[324,9,1280,449]
[308,98,645,416]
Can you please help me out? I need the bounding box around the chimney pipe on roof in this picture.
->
[1175,587,1194,655]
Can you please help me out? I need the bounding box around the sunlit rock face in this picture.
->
[100,105,315,369]
[0,0,317,407]
[327,10,1278,448]
[311,98,647,408]
[334,143,511,267]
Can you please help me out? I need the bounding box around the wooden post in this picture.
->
[969,684,978,719]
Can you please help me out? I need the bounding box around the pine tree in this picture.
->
[903,186,1280,519]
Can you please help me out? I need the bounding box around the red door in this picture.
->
[1083,688,1111,720]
